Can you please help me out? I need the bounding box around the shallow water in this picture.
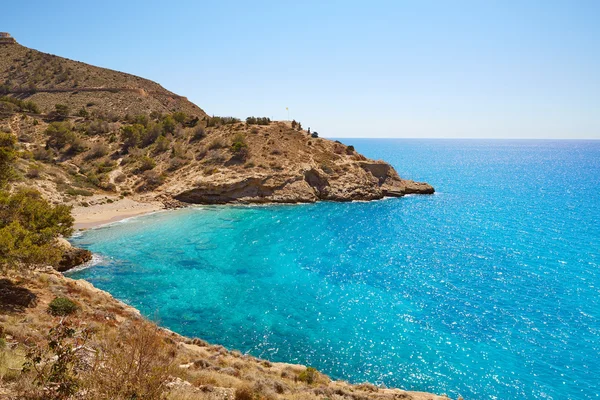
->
[70,139,600,399]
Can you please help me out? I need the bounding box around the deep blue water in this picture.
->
[70,139,600,399]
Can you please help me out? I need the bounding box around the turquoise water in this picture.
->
[70,140,600,399]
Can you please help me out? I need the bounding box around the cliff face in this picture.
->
[0,42,433,207]
[165,122,433,204]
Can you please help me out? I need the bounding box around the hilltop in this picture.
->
[0,38,433,211]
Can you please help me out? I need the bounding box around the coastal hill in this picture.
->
[0,36,433,209]
[0,35,445,400]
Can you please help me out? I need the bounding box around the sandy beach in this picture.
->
[72,198,164,230]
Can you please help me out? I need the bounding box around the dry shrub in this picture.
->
[234,384,254,400]
[84,321,175,400]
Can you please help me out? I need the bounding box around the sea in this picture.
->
[69,139,600,399]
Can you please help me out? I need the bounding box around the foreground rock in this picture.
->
[54,237,92,271]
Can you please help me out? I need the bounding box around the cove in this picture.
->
[70,139,600,399]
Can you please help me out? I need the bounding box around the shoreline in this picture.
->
[72,195,422,230]
[72,197,164,229]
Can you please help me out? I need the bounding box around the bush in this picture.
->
[45,122,75,150]
[0,188,73,268]
[191,126,206,141]
[208,138,225,150]
[26,164,43,179]
[66,187,93,197]
[48,297,78,316]
[231,134,249,161]
[172,112,187,124]
[161,115,176,135]
[49,104,70,121]
[311,132,319,138]
[246,116,271,125]
[86,120,109,135]
[33,147,54,162]
[120,124,144,152]
[23,320,91,399]
[206,116,240,127]
[85,142,109,160]
[154,135,169,153]
[0,96,40,114]
[77,108,89,118]
[298,367,318,384]
[141,123,162,147]
[0,132,17,188]
[137,155,156,172]
[235,385,255,400]
[84,322,174,400]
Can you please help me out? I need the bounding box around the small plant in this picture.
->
[23,320,91,399]
[208,138,225,150]
[311,132,319,138]
[235,385,255,400]
[48,297,78,316]
[52,104,70,121]
[231,133,249,161]
[26,164,43,179]
[298,366,318,384]
[191,126,206,141]
[85,142,109,160]
[137,155,156,172]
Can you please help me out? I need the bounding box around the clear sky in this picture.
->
[2,1,599,138]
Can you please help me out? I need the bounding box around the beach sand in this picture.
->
[72,198,164,229]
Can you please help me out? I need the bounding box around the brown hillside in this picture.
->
[0,39,432,209]
[0,42,206,118]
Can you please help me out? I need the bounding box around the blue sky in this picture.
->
[3,1,599,138]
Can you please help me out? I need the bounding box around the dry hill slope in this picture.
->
[0,37,433,208]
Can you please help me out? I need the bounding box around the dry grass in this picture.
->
[0,269,449,399]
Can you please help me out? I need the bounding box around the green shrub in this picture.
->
[48,297,78,316]
[206,116,240,127]
[161,115,176,134]
[0,188,73,268]
[0,96,40,113]
[172,112,187,124]
[66,187,93,197]
[45,122,75,150]
[245,116,271,125]
[137,155,156,172]
[50,104,70,121]
[230,134,249,161]
[140,123,162,147]
[0,132,17,188]
[298,367,318,384]
[311,132,319,138]
[120,124,145,152]
[154,135,169,153]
